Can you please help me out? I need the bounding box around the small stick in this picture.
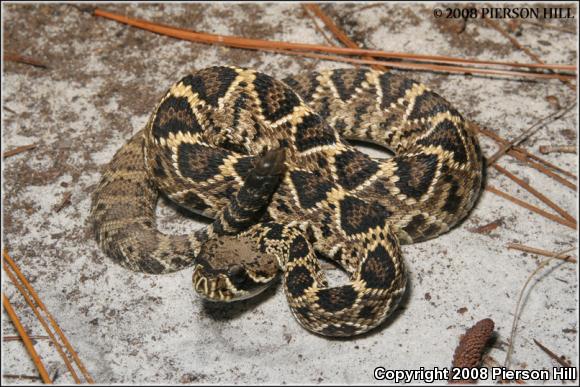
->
[486,103,576,167]
[539,145,576,155]
[4,53,48,69]
[507,243,576,263]
[485,186,576,229]
[492,164,576,224]
[54,192,73,213]
[3,144,37,159]
[533,339,573,367]
[2,293,52,384]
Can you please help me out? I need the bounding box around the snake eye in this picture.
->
[228,264,244,278]
[227,264,258,290]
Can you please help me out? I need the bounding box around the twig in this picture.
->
[3,144,37,159]
[3,259,83,383]
[539,145,576,154]
[3,250,95,383]
[504,247,576,368]
[507,243,576,264]
[54,192,73,213]
[533,339,574,367]
[449,319,495,384]
[486,103,576,167]
[2,293,52,384]
[4,53,48,69]
[485,186,575,229]
[492,164,576,225]
[92,8,575,79]
[303,4,388,72]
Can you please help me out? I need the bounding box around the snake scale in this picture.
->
[90,66,483,337]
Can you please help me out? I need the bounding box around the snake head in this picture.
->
[192,236,279,302]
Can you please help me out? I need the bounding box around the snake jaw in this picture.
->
[192,262,274,302]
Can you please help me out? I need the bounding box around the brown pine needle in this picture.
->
[504,247,576,369]
[4,53,48,69]
[516,155,577,191]
[492,164,576,225]
[92,8,575,80]
[300,5,337,47]
[485,186,575,229]
[3,249,95,384]
[473,124,577,185]
[486,102,576,167]
[2,293,53,384]
[2,374,43,381]
[261,48,574,81]
[54,192,73,213]
[533,339,574,367]
[302,4,388,72]
[3,259,83,383]
[521,20,576,34]
[4,335,50,341]
[482,16,575,91]
[3,144,37,159]
[507,243,576,264]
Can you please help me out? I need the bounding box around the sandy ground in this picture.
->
[2,3,577,384]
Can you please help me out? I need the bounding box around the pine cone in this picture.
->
[449,318,495,384]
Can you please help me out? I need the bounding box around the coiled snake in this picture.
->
[90,67,483,337]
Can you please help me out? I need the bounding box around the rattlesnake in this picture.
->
[90,66,483,337]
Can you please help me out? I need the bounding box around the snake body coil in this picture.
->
[91,67,483,336]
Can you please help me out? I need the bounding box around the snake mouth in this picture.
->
[192,263,273,302]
